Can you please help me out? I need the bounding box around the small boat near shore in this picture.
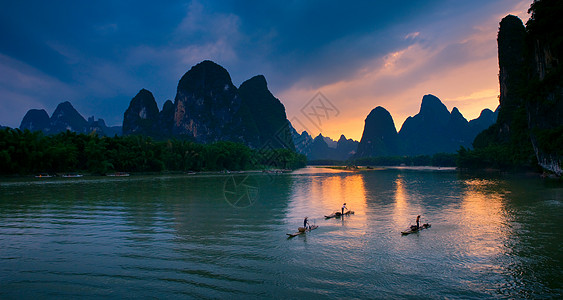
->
[62,174,83,178]
[287,225,319,238]
[325,211,354,219]
[34,173,53,178]
[107,172,130,177]
[401,223,431,235]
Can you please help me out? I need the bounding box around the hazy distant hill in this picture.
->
[20,101,121,136]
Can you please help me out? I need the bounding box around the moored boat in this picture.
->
[34,173,53,178]
[62,174,83,178]
[107,172,130,177]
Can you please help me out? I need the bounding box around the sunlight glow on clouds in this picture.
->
[280,1,529,141]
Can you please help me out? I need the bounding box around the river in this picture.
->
[1,167,561,299]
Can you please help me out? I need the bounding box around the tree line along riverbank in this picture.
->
[0,128,306,176]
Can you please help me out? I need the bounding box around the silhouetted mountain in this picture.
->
[468,107,497,135]
[308,134,332,160]
[398,95,452,155]
[49,101,89,134]
[289,121,358,161]
[354,95,497,158]
[87,117,121,137]
[290,124,314,157]
[323,136,337,148]
[497,15,528,143]
[239,75,294,149]
[336,135,359,159]
[122,89,160,136]
[172,60,249,144]
[444,107,471,150]
[121,60,294,149]
[356,106,399,157]
[157,100,175,137]
[19,102,122,136]
[20,109,50,132]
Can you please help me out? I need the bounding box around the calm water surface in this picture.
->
[1,167,562,299]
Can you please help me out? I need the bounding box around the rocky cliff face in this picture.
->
[473,15,532,155]
[473,1,563,175]
[172,60,247,143]
[356,106,398,157]
[525,0,563,175]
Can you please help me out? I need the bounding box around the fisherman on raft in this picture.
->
[411,215,421,230]
[303,216,310,229]
[341,203,347,215]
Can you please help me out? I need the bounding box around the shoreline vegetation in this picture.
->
[0,128,556,178]
[0,128,305,177]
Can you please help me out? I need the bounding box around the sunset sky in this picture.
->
[0,0,530,141]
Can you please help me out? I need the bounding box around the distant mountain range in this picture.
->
[15,60,497,161]
[292,94,498,160]
[19,101,121,136]
[356,94,498,157]
[290,128,359,161]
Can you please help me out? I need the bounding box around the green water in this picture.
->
[1,167,562,299]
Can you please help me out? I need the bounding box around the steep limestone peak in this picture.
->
[50,101,88,133]
[356,106,399,158]
[130,89,159,119]
[177,60,235,95]
[122,89,159,135]
[20,109,50,132]
[419,94,450,121]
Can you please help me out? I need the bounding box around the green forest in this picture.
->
[0,128,306,176]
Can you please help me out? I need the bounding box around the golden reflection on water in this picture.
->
[392,174,411,227]
[309,173,368,216]
[288,170,368,232]
[460,179,510,250]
